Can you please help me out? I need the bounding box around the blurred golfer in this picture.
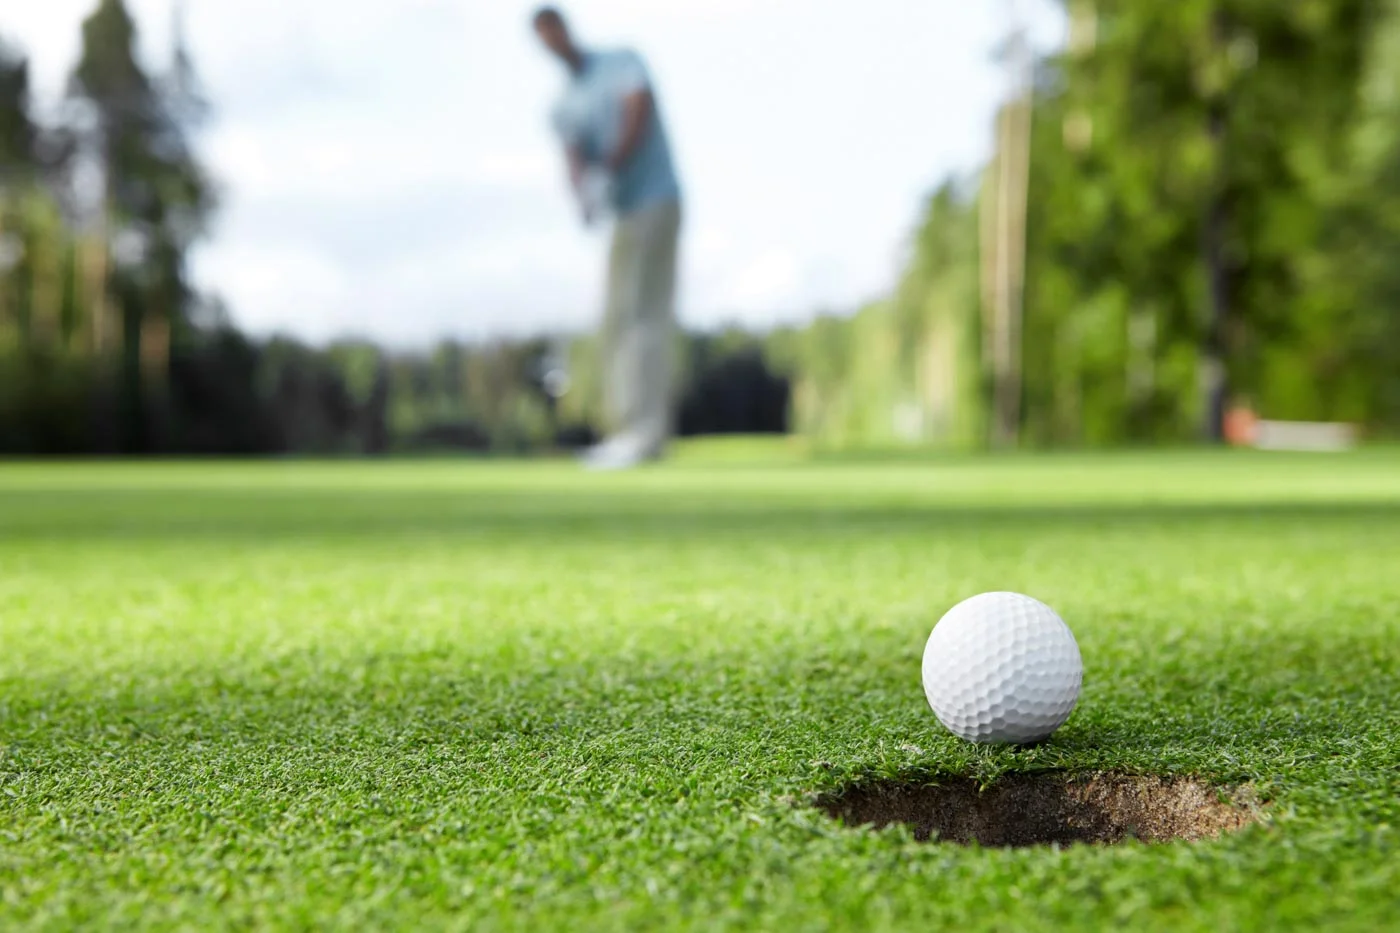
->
[533,6,682,470]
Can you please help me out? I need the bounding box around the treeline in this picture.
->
[0,1,789,456]
[786,0,1400,449]
[4,0,1400,456]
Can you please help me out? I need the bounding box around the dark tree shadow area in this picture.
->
[4,487,1400,543]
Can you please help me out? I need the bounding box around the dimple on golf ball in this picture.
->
[921,592,1082,744]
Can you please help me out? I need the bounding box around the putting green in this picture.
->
[2,450,1398,930]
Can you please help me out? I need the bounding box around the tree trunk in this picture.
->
[984,12,1034,449]
[1202,13,1230,443]
[118,276,146,453]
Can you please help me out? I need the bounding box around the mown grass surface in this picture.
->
[2,450,1398,930]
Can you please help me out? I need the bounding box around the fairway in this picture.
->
[2,451,1399,930]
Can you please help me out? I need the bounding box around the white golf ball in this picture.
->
[921,592,1082,744]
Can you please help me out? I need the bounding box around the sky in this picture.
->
[4,0,1064,347]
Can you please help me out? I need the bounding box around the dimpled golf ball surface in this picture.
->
[922,592,1082,744]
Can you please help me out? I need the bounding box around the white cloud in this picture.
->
[6,0,1065,346]
[196,242,350,339]
[720,250,802,312]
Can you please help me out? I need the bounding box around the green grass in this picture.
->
[2,450,1398,931]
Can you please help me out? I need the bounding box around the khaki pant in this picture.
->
[601,198,682,453]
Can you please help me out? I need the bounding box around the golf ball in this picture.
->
[921,592,1082,744]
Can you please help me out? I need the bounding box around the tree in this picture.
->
[1314,0,1400,430]
[67,0,217,451]
[1024,0,1377,442]
[0,39,36,179]
[0,40,36,341]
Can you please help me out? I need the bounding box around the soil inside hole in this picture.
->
[815,772,1259,847]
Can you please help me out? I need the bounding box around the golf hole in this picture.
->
[815,772,1260,848]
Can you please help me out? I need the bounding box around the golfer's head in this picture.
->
[532,7,575,64]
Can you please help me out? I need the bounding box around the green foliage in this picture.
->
[0,38,36,178]
[1017,0,1380,442]
[785,183,984,450]
[0,186,93,353]
[0,347,106,453]
[780,0,1394,449]
[896,182,986,447]
[2,454,1399,928]
[1308,0,1400,429]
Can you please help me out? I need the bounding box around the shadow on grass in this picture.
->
[4,488,1400,543]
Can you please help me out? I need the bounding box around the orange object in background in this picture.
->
[1224,404,1259,446]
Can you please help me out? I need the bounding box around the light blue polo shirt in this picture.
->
[550,48,681,215]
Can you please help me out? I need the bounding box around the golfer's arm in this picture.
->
[607,90,652,172]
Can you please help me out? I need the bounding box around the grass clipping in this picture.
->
[817,772,1259,848]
